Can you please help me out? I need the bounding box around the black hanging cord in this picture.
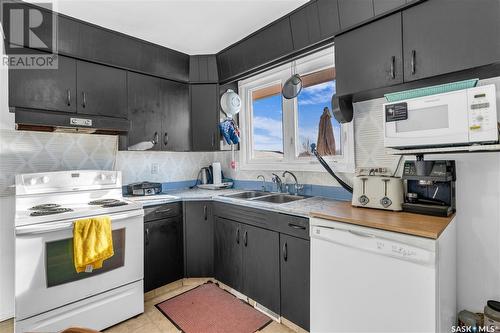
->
[311,143,353,193]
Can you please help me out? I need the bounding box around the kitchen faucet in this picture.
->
[271,173,284,193]
[257,175,266,192]
[282,170,303,195]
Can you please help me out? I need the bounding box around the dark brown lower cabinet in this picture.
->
[280,234,310,330]
[144,216,183,292]
[214,216,243,291]
[184,201,214,277]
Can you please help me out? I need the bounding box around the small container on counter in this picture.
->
[458,310,482,331]
[485,300,500,332]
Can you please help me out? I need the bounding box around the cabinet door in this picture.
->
[290,1,321,51]
[214,217,242,291]
[338,0,374,29]
[127,72,162,151]
[144,217,183,292]
[403,0,500,82]
[161,80,191,151]
[191,84,219,151]
[76,61,127,118]
[373,0,405,15]
[335,12,403,96]
[280,234,310,330]
[317,0,341,39]
[242,224,280,314]
[9,56,76,113]
[184,201,214,277]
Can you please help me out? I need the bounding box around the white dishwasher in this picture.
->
[310,217,456,333]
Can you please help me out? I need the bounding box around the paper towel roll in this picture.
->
[212,162,222,185]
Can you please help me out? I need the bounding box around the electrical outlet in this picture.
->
[151,163,159,175]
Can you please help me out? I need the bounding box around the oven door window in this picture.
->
[46,228,126,288]
[395,105,449,133]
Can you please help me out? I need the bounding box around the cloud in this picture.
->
[298,81,335,106]
[253,116,283,139]
[252,116,283,152]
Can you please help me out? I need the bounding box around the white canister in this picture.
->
[212,162,222,185]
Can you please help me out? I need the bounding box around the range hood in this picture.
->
[14,108,130,134]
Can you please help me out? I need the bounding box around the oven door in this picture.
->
[384,90,470,148]
[15,209,144,320]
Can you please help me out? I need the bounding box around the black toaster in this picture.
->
[125,182,162,196]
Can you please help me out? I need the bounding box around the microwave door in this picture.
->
[384,92,470,148]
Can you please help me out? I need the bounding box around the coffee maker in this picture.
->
[402,157,456,217]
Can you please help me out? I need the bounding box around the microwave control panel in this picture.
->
[467,84,498,143]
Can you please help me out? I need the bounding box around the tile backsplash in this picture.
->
[0,129,117,196]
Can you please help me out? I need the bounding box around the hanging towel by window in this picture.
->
[73,216,114,273]
[316,107,336,155]
[219,119,240,145]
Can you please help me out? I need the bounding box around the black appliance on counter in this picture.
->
[125,182,162,196]
[402,158,456,217]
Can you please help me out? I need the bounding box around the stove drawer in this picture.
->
[144,202,182,222]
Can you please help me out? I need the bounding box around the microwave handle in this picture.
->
[16,210,143,235]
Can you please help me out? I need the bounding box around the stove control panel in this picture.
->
[16,170,122,195]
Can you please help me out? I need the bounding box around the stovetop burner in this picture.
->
[29,207,74,216]
[102,202,129,208]
[29,203,61,210]
[88,199,122,206]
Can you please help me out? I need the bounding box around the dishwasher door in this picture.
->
[310,224,436,333]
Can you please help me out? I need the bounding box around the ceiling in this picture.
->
[32,0,308,55]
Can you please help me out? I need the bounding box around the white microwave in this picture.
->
[383,84,499,149]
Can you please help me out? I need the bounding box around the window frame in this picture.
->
[238,47,355,173]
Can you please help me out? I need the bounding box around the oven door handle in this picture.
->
[15,210,144,236]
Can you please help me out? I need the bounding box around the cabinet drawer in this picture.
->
[276,214,310,240]
[213,202,272,230]
[144,202,182,222]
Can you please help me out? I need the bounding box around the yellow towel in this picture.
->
[73,216,114,273]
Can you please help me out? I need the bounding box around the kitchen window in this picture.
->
[239,47,354,172]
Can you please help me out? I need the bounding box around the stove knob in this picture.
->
[99,174,107,181]
[41,176,49,184]
[29,178,37,185]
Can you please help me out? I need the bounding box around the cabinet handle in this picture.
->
[411,50,416,75]
[244,231,248,247]
[82,92,86,108]
[164,132,168,146]
[152,132,159,145]
[67,89,71,106]
[211,132,216,148]
[390,56,396,79]
[236,228,240,244]
[145,228,150,245]
[154,208,172,214]
[288,223,306,230]
[203,205,208,221]
[283,242,288,262]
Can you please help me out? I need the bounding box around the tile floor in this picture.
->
[0,279,297,333]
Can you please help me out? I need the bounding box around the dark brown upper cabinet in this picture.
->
[317,0,341,39]
[126,72,163,151]
[290,1,321,51]
[161,80,191,151]
[335,12,403,96]
[402,0,500,82]
[191,84,219,151]
[338,0,375,29]
[373,0,406,16]
[124,73,190,151]
[190,55,219,83]
[9,56,77,113]
[76,61,127,119]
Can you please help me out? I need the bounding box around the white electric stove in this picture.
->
[14,170,144,333]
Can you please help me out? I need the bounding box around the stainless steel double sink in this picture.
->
[223,191,308,204]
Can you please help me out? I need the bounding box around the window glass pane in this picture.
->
[297,68,342,157]
[251,84,284,159]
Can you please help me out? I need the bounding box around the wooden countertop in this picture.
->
[310,201,454,239]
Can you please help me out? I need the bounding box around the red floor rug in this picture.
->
[156,283,271,333]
